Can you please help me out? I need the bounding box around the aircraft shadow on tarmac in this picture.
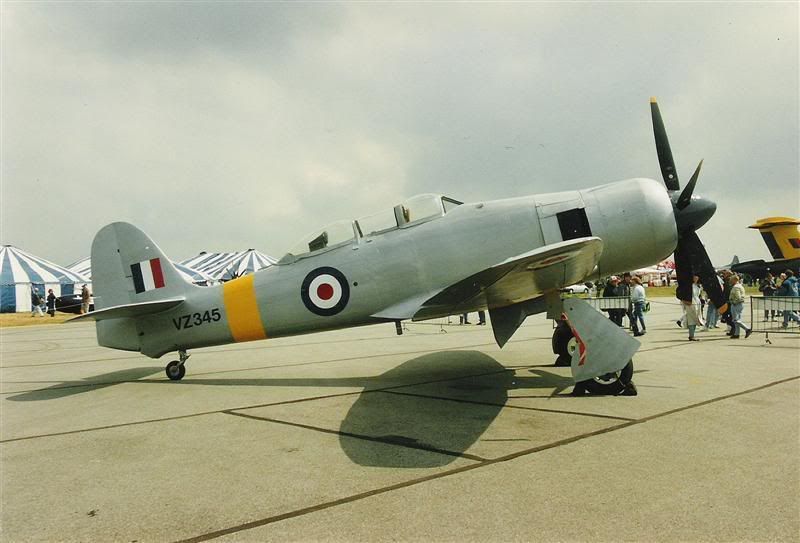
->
[5,367,164,402]
[6,351,577,468]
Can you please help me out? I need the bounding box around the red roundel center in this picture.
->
[316,283,334,301]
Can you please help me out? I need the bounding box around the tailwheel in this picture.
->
[165,360,186,381]
[574,360,636,396]
[165,350,190,381]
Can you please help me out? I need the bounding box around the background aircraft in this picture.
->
[731,217,800,278]
[73,99,727,396]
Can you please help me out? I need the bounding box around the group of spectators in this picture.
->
[29,284,92,317]
[601,272,647,336]
[600,267,800,341]
[756,270,800,327]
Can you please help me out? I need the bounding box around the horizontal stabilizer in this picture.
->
[67,298,185,323]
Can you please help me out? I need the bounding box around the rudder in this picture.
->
[91,222,194,310]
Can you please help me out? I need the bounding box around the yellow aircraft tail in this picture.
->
[748,217,800,259]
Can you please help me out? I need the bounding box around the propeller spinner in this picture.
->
[650,98,727,312]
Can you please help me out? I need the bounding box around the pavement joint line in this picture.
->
[221,410,488,462]
[380,390,637,422]
[0,327,545,369]
[0,342,526,396]
[173,374,800,543]
[0,339,513,371]
[0,366,527,443]
[1,334,722,395]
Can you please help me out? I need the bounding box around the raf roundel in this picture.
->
[301,267,350,316]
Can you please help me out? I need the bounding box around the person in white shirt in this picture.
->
[630,276,647,336]
[728,275,752,339]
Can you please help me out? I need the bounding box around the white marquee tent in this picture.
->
[1,245,89,313]
[181,250,276,281]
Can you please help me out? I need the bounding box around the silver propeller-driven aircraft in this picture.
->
[73,99,727,395]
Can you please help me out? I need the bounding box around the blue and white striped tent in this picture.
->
[181,250,276,281]
[68,257,215,286]
[1,245,89,313]
[66,256,92,279]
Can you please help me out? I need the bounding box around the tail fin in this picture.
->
[86,223,194,353]
[91,222,194,310]
[749,217,800,260]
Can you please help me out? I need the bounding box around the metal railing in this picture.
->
[582,296,631,311]
[749,296,800,344]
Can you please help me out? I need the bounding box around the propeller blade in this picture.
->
[673,239,694,302]
[650,97,681,191]
[676,160,703,210]
[674,231,728,313]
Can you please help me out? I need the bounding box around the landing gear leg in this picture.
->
[165,350,190,381]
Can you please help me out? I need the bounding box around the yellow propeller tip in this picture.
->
[650,96,658,104]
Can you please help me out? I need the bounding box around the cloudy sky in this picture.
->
[2,2,798,269]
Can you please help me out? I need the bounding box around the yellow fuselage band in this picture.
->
[222,275,267,342]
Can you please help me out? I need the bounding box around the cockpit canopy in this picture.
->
[281,194,462,263]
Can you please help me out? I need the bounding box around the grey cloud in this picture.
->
[1,2,797,267]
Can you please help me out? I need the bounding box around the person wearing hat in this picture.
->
[602,276,624,327]
[81,284,91,314]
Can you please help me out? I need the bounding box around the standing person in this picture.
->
[691,275,705,328]
[619,272,633,330]
[758,273,777,321]
[720,270,735,335]
[459,313,471,325]
[677,275,705,329]
[778,270,800,328]
[682,299,701,341]
[30,286,44,317]
[630,276,647,336]
[603,276,624,327]
[80,284,91,314]
[728,275,752,339]
[46,289,57,317]
[703,272,723,330]
[476,310,486,325]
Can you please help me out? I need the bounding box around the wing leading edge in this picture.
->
[373,236,603,327]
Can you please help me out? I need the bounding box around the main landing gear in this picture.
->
[165,350,189,381]
[551,320,637,396]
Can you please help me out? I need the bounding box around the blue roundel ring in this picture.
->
[301,267,350,316]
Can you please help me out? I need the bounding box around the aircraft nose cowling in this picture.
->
[581,178,678,276]
[673,195,716,234]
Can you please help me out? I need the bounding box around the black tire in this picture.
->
[580,360,634,395]
[166,360,186,381]
[552,321,574,356]
[552,321,576,366]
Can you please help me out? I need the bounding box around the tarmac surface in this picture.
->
[1,299,799,542]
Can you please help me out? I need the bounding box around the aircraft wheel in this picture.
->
[581,360,634,395]
[552,322,574,366]
[166,360,186,381]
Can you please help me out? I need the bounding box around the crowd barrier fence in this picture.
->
[749,296,800,344]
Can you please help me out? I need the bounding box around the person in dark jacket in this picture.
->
[758,273,777,321]
[603,276,624,326]
[46,289,57,317]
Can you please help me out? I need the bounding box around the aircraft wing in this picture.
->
[373,237,603,322]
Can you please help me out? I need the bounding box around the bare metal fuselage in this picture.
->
[98,177,676,358]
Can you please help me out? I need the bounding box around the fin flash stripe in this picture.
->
[222,275,267,342]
